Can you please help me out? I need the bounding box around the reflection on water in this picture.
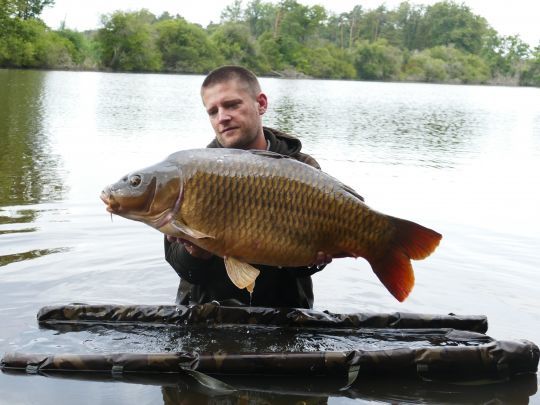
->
[0,70,539,404]
[0,247,70,267]
[2,364,537,404]
[266,81,484,169]
[0,70,67,206]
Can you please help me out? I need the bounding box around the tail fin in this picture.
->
[367,216,442,302]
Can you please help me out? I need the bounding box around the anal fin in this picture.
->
[224,257,260,293]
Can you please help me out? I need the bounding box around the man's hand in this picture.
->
[166,235,213,260]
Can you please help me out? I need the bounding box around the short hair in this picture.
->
[201,65,261,97]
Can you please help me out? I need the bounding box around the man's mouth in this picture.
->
[220,127,239,135]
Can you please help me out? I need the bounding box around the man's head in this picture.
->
[201,66,268,150]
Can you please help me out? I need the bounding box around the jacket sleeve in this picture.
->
[164,236,219,285]
[285,264,326,277]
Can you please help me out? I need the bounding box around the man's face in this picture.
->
[201,79,267,149]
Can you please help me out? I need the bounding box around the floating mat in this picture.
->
[37,303,488,332]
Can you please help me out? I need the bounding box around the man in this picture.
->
[165,65,330,309]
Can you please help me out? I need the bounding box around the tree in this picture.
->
[0,18,75,68]
[155,18,223,73]
[97,10,162,71]
[221,0,244,23]
[210,22,268,73]
[257,31,284,71]
[403,50,448,82]
[520,44,540,86]
[403,45,490,83]
[483,33,531,78]
[353,39,402,80]
[244,0,277,37]
[418,1,489,54]
[298,45,356,79]
[12,0,55,20]
[391,1,425,50]
[356,5,390,43]
[57,28,93,65]
[276,0,326,44]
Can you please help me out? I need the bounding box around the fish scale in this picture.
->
[181,156,380,265]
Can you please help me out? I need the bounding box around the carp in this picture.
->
[100,148,441,302]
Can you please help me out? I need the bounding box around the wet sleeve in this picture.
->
[163,236,218,285]
[285,264,326,277]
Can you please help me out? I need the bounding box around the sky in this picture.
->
[41,0,540,46]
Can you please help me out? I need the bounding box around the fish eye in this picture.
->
[129,175,142,188]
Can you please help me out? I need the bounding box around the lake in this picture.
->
[0,69,539,403]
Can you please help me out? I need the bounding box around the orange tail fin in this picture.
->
[367,216,442,302]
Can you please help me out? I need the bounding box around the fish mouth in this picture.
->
[100,188,116,213]
[100,177,180,230]
[100,178,158,219]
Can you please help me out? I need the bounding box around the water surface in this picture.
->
[1,69,539,403]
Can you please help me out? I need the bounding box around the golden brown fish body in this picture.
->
[101,149,441,301]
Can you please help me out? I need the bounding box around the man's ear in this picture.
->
[256,92,268,115]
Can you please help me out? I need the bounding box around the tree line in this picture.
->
[1,0,539,86]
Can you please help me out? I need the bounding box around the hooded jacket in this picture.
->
[164,128,323,308]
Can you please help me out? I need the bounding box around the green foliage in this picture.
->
[520,45,540,86]
[5,0,55,20]
[276,0,326,44]
[96,10,162,71]
[155,18,223,73]
[403,51,448,82]
[483,33,531,78]
[244,0,276,37]
[221,0,244,23]
[257,31,284,71]
[353,39,403,80]
[56,28,94,65]
[403,45,490,83]
[418,1,489,54]
[391,2,425,50]
[0,0,536,86]
[0,18,74,68]
[297,45,356,79]
[210,22,269,73]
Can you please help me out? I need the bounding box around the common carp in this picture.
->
[100,148,441,301]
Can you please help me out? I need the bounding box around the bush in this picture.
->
[0,19,75,68]
[297,45,356,79]
[353,39,403,80]
[155,18,223,73]
[403,45,489,83]
[520,53,540,86]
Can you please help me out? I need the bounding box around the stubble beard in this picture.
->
[218,128,258,150]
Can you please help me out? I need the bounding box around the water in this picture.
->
[0,69,539,403]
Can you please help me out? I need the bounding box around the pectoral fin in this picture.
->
[172,220,214,239]
[224,256,260,293]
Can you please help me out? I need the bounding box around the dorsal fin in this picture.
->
[341,183,365,202]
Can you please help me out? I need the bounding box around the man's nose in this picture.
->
[217,109,231,123]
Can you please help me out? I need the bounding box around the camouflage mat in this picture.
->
[2,340,538,383]
[37,302,488,332]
